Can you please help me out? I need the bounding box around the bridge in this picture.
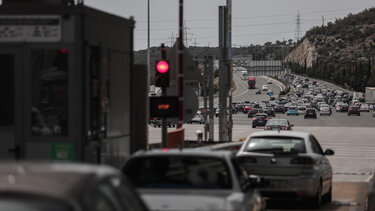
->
[246,60,290,76]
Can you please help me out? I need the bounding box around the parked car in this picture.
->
[0,162,149,211]
[305,108,317,119]
[287,107,299,116]
[348,106,361,116]
[252,113,269,128]
[264,119,293,131]
[122,149,266,211]
[237,131,334,208]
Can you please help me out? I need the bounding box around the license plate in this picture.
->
[271,181,287,188]
[258,120,263,123]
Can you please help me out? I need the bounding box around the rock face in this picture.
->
[285,39,317,68]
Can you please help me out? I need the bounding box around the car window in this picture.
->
[309,135,324,155]
[124,156,232,189]
[0,196,73,211]
[244,137,306,154]
[91,183,123,211]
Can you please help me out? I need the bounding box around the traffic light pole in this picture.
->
[161,88,167,147]
[177,0,184,129]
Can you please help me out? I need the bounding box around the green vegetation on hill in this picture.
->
[289,8,375,92]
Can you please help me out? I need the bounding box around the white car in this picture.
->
[267,80,272,84]
[320,106,331,116]
[297,106,307,114]
[123,150,266,211]
[262,85,268,91]
[360,104,370,112]
[237,131,334,208]
[188,111,204,124]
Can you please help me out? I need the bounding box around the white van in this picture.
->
[240,71,248,80]
[262,85,268,91]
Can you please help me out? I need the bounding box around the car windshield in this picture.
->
[124,156,232,189]
[266,119,287,126]
[245,137,306,154]
[0,195,73,211]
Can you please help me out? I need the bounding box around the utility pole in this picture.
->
[208,56,214,142]
[147,0,151,92]
[218,6,228,142]
[227,0,232,142]
[177,0,184,129]
[295,10,301,42]
[322,16,325,26]
[203,58,208,141]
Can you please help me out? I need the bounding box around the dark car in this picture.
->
[247,108,259,118]
[262,107,275,117]
[256,90,261,94]
[264,118,293,130]
[274,105,285,113]
[0,162,149,211]
[252,113,269,128]
[340,104,349,112]
[348,106,361,116]
[304,108,317,119]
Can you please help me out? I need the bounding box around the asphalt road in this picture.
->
[149,74,374,211]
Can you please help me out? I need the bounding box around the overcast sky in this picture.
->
[85,0,374,50]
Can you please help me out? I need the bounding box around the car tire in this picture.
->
[323,185,332,203]
[311,183,322,209]
[252,125,256,128]
[287,114,289,116]
[315,116,317,119]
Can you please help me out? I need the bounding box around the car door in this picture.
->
[309,135,332,195]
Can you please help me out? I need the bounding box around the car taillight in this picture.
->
[238,156,257,163]
[253,118,257,121]
[281,126,288,130]
[349,109,352,111]
[264,119,268,121]
[357,109,360,111]
[290,157,315,165]
[265,126,271,130]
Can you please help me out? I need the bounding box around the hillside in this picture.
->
[285,8,375,92]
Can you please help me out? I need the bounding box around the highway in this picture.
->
[148,73,375,211]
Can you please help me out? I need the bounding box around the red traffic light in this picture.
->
[156,60,169,73]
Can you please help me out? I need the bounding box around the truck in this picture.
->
[365,87,375,102]
[248,76,256,89]
[240,71,248,80]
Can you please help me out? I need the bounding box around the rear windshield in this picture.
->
[244,137,306,154]
[0,195,73,211]
[266,119,287,126]
[123,156,232,189]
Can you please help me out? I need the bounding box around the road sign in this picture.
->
[267,91,273,97]
[150,96,178,118]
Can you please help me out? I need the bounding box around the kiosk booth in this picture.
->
[0,0,147,167]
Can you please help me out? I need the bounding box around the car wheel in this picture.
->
[320,114,321,116]
[323,185,332,203]
[358,114,360,116]
[315,116,317,119]
[311,183,322,209]
[304,117,306,119]
[287,114,289,116]
[252,125,256,128]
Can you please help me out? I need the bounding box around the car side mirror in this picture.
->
[324,149,334,156]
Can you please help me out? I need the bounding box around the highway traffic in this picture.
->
[148,72,375,211]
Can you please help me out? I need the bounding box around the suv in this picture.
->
[348,106,360,116]
[305,108,317,119]
[252,113,269,128]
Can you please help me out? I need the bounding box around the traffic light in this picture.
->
[155,59,170,87]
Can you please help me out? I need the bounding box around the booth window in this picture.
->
[31,49,68,136]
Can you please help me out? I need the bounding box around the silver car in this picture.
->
[237,131,334,208]
[319,106,331,116]
[122,149,266,211]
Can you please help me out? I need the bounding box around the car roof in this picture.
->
[131,149,234,159]
[0,162,119,202]
[246,131,311,140]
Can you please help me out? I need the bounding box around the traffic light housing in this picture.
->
[155,59,170,87]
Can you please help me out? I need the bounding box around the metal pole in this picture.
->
[227,0,232,142]
[208,56,214,142]
[177,0,184,129]
[162,88,167,147]
[203,58,208,141]
[147,0,151,92]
